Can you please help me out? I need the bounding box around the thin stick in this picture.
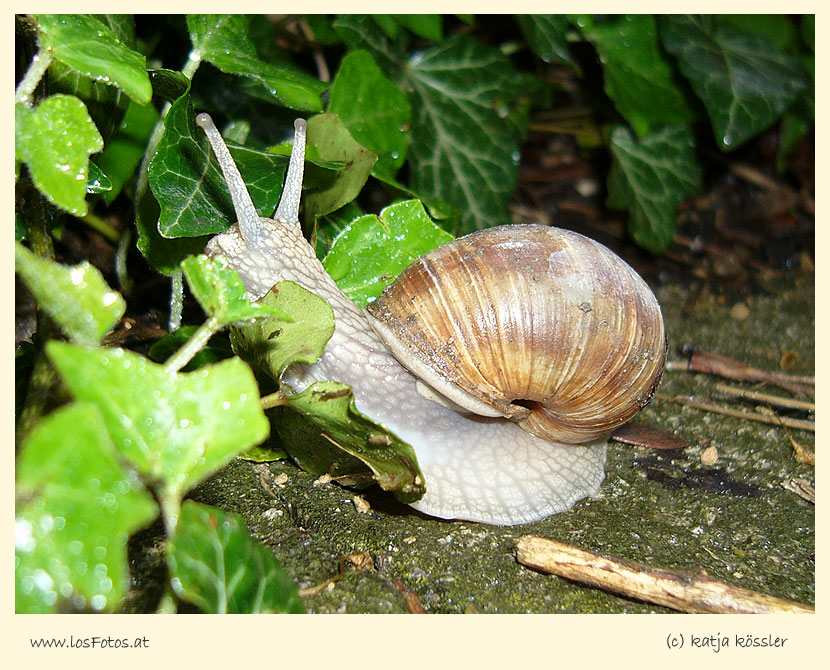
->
[515,536,814,614]
[658,393,815,432]
[715,383,815,412]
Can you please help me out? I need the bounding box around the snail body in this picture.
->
[195,113,665,525]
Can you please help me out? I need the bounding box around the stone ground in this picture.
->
[128,272,815,613]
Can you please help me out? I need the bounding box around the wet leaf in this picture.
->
[46,343,269,506]
[607,124,701,253]
[148,92,288,238]
[329,50,411,178]
[168,501,304,613]
[181,254,289,325]
[516,15,577,68]
[36,14,152,104]
[15,403,157,613]
[322,199,454,308]
[581,15,695,136]
[15,241,125,345]
[15,94,103,216]
[659,15,808,150]
[186,14,324,112]
[86,161,112,193]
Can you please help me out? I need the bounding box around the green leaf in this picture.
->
[168,501,304,613]
[323,199,454,308]
[148,93,288,238]
[46,343,269,506]
[716,14,799,54]
[581,15,695,136]
[148,68,192,101]
[186,14,324,112]
[95,99,159,204]
[403,34,530,234]
[302,113,377,224]
[335,18,529,234]
[15,241,126,345]
[329,50,411,178]
[659,15,809,150]
[36,14,152,104]
[91,14,137,46]
[275,382,426,503]
[15,94,104,216]
[392,15,442,41]
[516,15,577,68]
[230,281,335,381]
[182,254,289,325]
[607,124,702,253]
[86,161,112,193]
[16,403,157,613]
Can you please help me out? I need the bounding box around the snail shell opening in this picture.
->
[366,224,667,445]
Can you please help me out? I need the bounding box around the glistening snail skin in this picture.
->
[195,113,664,525]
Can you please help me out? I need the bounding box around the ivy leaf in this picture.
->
[403,34,529,234]
[329,50,411,178]
[15,94,104,216]
[392,15,443,41]
[659,15,808,150]
[181,254,289,325]
[16,403,157,613]
[168,501,304,613]
[607,124,702,254]
[230,281,335,382]
[186,14,325,112]
[323,199,454,308]
[581,15,695,136]
[516,15,577,69]
[36,14,152,104]
[46,343,269,509]
[275,382,426,503]
[302,113,377,224]
[86,161,112,194]
[230,281,425,503]
[148,92,288,238]
[335,18,529,234]
[15,241,125,345]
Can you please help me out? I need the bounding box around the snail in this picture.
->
[195,113,667,526]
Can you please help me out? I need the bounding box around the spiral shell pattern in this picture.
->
[366,224,666,445]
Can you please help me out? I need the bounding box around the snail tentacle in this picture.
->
[196,113,263,247]
[274,118,307,225]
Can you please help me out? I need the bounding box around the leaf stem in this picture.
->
[260,391,288,409]
[15,48,53,106]
[163,315,220,374]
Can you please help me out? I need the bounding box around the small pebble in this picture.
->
[313,473,332,486]
[353,495,370,514]
[701,445,718,465]
[274,472,288,488]
[730,302,750,320]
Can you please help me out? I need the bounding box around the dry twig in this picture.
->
[715,383,815,412]
[515,536,814,614]
[658,393,815,432]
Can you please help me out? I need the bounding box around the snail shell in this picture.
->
[366,225,667,445]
